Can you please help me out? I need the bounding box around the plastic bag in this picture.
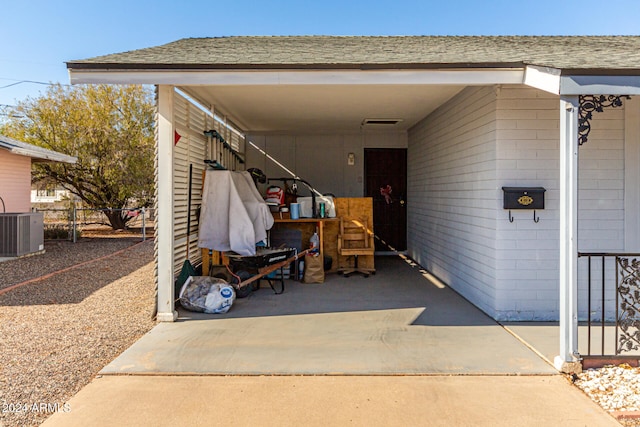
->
[179,276,236,314]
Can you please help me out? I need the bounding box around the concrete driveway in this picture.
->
[42,255,621,426]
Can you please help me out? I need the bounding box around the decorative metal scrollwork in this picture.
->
[578,95,631,145]
[616,257,640,354]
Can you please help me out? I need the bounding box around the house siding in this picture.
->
[0,149,31,212]
[409,85,631,321]
[172,90,221,274]
[407,86,499,317]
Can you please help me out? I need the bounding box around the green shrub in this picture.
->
[44,225,81,240]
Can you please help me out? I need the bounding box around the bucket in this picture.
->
[290,203,300,219]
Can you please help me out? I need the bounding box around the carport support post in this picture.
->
[555,95,581,373]
[156,85,178,322]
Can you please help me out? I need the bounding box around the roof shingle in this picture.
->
[66,36,640,72]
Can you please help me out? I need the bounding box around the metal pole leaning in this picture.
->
[73,204,77,243]
[142,207,146,241]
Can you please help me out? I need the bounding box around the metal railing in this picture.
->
[578,252,640,357]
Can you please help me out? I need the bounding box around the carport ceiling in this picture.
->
[180,84,465,133]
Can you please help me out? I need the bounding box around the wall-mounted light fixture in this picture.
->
[347,152,355,166]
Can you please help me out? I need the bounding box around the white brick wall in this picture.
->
[407,86,499,317]
[409,85,632,321]
[576,105,627,322]
[496,88,626,320]
[577,107,625,252]
[495,86,561,320]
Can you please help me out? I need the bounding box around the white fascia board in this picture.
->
[1,145,77,163]
[523,65,561,94]
[560,75,640,95]
[26,151,77,163]
[69,68,524,86]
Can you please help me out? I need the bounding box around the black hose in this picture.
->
[0,196,5,213]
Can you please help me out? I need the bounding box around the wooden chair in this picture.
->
[337,217,376,277]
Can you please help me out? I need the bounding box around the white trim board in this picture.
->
[523,66,640,96]
[68,69,525,86]
[560,75,640,95]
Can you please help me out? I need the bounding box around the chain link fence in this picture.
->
[34,206,155,242]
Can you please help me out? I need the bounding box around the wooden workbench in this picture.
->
[201,197,374,275]
[271,217,340,271]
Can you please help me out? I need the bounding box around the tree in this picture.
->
[2,84,155,230]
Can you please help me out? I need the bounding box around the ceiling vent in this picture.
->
[361,118,403,126]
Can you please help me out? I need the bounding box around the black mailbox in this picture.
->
[502,187,545,210]
[502,187,545,222]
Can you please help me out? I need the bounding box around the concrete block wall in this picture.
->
[494,86,562,320]
[577,106,625,252]
[409,84,629,321]
[495,87,626,320]
[576,103,626,321]
[407,86,500,317]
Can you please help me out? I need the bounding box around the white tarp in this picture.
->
[198,170,274,256]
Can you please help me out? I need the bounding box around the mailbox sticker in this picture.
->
[518,195,534,206]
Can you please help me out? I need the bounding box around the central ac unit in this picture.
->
[0,212,44,257]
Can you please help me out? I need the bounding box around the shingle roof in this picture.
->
[67,36,640,73]
[0,134,77,163]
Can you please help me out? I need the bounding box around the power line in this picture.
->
[0,80,64,90]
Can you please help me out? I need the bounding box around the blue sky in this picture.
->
[1,0,639,107]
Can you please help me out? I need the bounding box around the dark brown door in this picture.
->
[364,148,407,251]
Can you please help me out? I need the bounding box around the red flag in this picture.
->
[174,130,182,145]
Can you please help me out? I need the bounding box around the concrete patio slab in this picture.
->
[503,321,640,364]
[100,256,556,375]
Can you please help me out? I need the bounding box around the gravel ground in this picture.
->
[0,236,142,292]
[574,364,640,426]
[0,237,156,427]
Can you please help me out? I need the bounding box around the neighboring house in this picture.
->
[66,36,640,369]
[31,186,72,204]
[0,134,76,212]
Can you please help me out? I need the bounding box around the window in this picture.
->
[36,188,56,197]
